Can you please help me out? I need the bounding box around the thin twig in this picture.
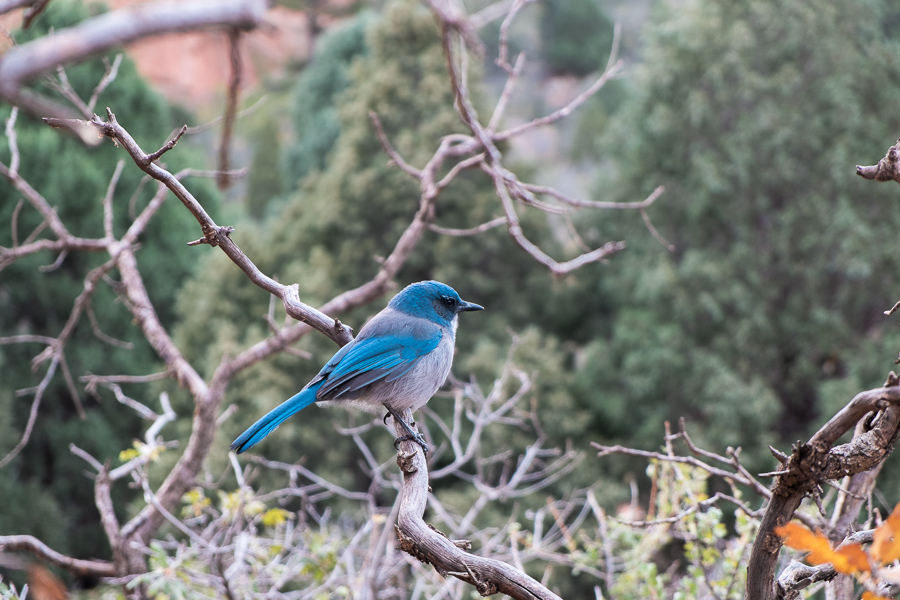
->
[217,29,242,190]
[429,217,507,237]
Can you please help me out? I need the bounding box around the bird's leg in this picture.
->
[384,406,428,455]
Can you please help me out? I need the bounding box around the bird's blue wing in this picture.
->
[316,322,442,401]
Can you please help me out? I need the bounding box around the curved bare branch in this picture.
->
[0,536,116,577]
[0,0,267,126]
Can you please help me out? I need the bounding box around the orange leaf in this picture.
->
[872,502,900,565]
[831,543,869,575]
[776,523,869,573]
[776,523,837,565]
[862,592,893,600]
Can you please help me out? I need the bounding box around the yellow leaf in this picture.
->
[119,448,140,462]
[181,488,211,518]
[183,489,204,505]
[262,508,292,527]
[873,502,900,565]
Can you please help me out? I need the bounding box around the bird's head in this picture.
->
[389,281,483,325]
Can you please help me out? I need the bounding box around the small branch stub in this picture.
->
[856,139,900,184]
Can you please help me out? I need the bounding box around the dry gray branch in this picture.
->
[0,0,267,138]
[746,377,900,600]
[391,410,564,600]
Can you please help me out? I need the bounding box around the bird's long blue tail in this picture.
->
[231,384,320,454]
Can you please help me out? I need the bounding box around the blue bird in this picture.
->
[231,281,483,455]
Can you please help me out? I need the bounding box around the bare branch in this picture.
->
[69,442,104,472]
[495,0,530,74]
[50,109,355,350]
[435,152,485,189]
[57,349,86,420]
[0,352,57,468]
[5,106,19,176]
[429,216,506,237]
[0,125,111,268]
[641,207,675,251]
[181,94,268,136]
[21,0,51,29]
[0,334,55,346]
[85,54,123,115]
[857,138,900,184]
[468,0,517,29]
[48,63,91,116]
[81,372,167,394]
[747,379,900,600]
[103,159,125,239]
[86,300,133,349]
[248,455,373,502]
[776,530,875,599]
[369,111,423,179]
[9,198,22,247]
[0,536,116,577]
[493,24,624,142]
[0,0,39,18]
[93,465,124,572]
[520,182,664,211]
[0,0,267,126]
[217,29,242,190]
[391,410,563,600]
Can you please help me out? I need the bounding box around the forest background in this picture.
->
[3,0,900,598]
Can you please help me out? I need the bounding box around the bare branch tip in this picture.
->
[769,445,790,464]
[759,469,791,478]
[884,299,900,315]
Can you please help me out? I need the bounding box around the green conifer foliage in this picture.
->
[540,0,614,76]
[575,0,900,479]
[283,13,371,187]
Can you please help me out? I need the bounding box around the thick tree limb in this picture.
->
[391,411,563,600]
[746,381,900,600]
[775,530,875,600]
[0,0,39,17]
[0,0,267,136]
[0,0,265,85]
[217,29,242,190]
[857,139,900,184]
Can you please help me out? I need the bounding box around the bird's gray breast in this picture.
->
[316,312,457,413]
[380,331,455,412]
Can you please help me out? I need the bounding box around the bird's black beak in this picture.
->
[459,300,484,312]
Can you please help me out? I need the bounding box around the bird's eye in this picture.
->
[442,296,456,308]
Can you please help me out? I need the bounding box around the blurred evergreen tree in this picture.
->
[540,0,614,76]
[572,0,900,489]
[245,112,285,219]
[0,0,219,578]
[283,14,371,188]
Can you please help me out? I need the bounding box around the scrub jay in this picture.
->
[231,281,483,455]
